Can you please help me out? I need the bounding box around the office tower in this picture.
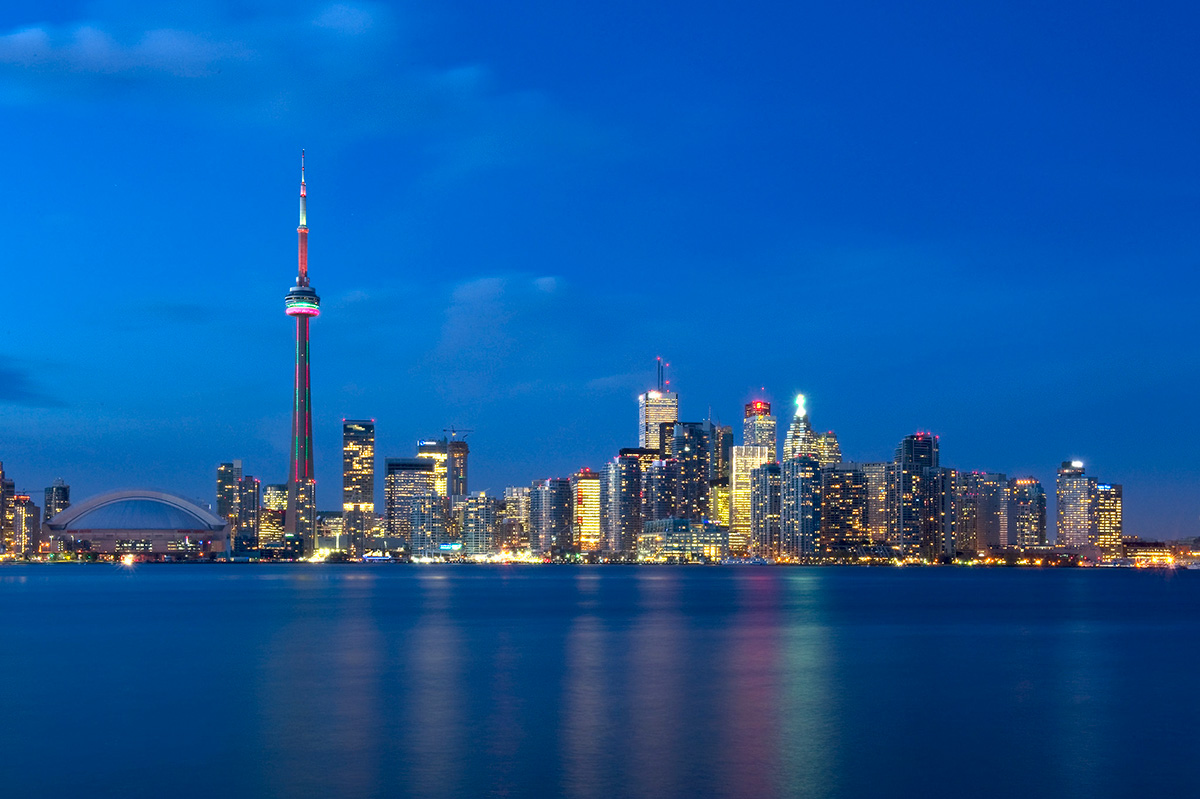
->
[743,400,777,459]
[782,395,819,460]
[216,461,242,536]
[0,463,13,551]
[603,454,642,554]
[729,445,771,554]
[44,479,70,523]
[710,482,731,529]
[638,518,729,563]
[888,432,939,556]
[671,422,712,522]
[342,420,376,557]
[643,458,681,525]
[11,494,39,555]
[638,391,679,452]
[750,462,782,558]
[530,478,572,554]
[385,458,441,553]
[816,432,842,468]
[259,484,288,549]
[924,467,958,562]
[706,421,733,483]
[780,457,822,559]
[570,469,602,553]
[496,487,531,551]
[461,492,497,556]
[1007,478,1047,550]
[415,439,450,497]
[1095,483,1123,558]
[235,474,261,553]
[447,439,469,498]
[859,463,889,543]
[1056,461,1097,548]
[956,472,1008,556]
[285,152,320,549]
[821,464,868,546]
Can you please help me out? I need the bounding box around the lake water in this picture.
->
[1,565,1196,798]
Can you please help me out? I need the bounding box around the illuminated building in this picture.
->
[780,457,821,559]
[236,474,260,552]
[1007,477,1046,549]
[925,467,958,562]
[461,492,497,556]
[530,478,572,554]
[44,490,229,557]
[342,420,375,557]
[603,454,642,555]
[816,432,842,468]
[1124,540,1171,567]
[729,445,771,553]
[750,462,782,558]
[284,152,320,551]
[638,390,679,452]
[0,464,14,552]
[671,422,712,522]
[637,519,728,563]
[385,458,442,554]
[782,395,818,461]
[956,472,1008,556]
[1056,461,1096,548]
[644,459,681,525]
[498,486,531,551]
[888,432,939,556]
[259,484,288,550]
[448,439,469,499]
[711,482,731,529]
[216,461,242,537]
[1095,483,1123,558]
[821,464,868,547]
[707,421,732,483]
[743,400,777,460]
[570,469,602,552]
[859,463,889,543]
[12,494,39,555]
[416,439,450,497]
[44,478,70,523]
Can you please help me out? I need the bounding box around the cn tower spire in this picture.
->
[297,149,309,287]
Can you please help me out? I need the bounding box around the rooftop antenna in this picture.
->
[656,357,664,391]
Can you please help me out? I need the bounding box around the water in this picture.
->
[1,565,1196,798]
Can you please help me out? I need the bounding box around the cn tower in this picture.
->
[284,151,320,548]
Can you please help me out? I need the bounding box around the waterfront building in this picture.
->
[236,474,260,552]
[925,467,958,562]
[1008,477,1047,550]
[638,390,679,452]
[603,454,642,555]
[498,486,531,551]
[1096,483,1123,558]
[1056,461,1096,548]
[530,478,572,555]
[12,494,39,555]
[780,457,822,559]
[570,469,602,553]
[216,461,242,537]
[342,420,375,557]
[710,482,731,529]
[637,518,728,563]
[44,478,70,523]
[461,492,497,556]
[448,439,469,499]
[750,462,782,558]
[0,463,14,551]
[284,153,320,550]
[644,458,682,526]
[820,464,868,547]
[416,439,450,497]
[259,484,288,550]
[672,422,712,522]
[860,462,889,543]
[729,444,771,554]
[816,432,842,468]
[44,490,229,557]
[707,421,733,484]
[781,394,839,467]
[743,400,777,460]
[889,432,939,556]
[956,472,1008,556]
[385,458,441,554]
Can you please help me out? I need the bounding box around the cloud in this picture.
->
[0,357,63,407]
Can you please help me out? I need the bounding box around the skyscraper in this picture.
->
[956,472,1008,556]
[1056,461,1096,548]
[1095,483,1123,557]
[1008,477,1047,550]
[461,492,497,556]
[447,439,469,499]
[416,439,450,497]
[498,486,531,552]
[385,458,440,553]
[729,444,771,554]
[216,461,242,537]
[859,462,890,543]
[780,457,822,559]
[603,454,642,555]
[750,462,782,558]
[44,479,70,523]
[236,474,261,553]
[570,469,602,553]
[643,458,681,525]
[821,464,868,547]
[743,400,777,459]
[530,478,572,555]
[285,152,320,550]
[342,420,376,557]
[638,391,679,452]
[260,484,288,550]
[888,432,939,557]
[671,422,712,522]
[782,395,819,461]
[11,494,39,556]
[0,463,13,552]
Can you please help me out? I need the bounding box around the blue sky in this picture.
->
[0,1,1197,538]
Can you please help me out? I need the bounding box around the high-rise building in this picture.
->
[44,479,70,523]
[1007,477,1047,550]
[498,486,531,552]
[643,459,681,525]
[924,467,958,562]
[216,461,242,537]
[815,432,842,468]
[743,400,777,459]
[1095,483,1123,558]
[284,153,320,550]
[0,463,14,552]
[750,462,782,558]
[671,422,712,522]
[342,420,376,557]
[780,457,822,559]
[729,444,771,554]
[782,395,819,461]
[956,472,1008,556]
[570,469,602,553]
[236,474,261,553]
[1056,461,1096,549]
[707,421,733,484]
[638,391,680,452]
[416,439,450,497]
[530,478,572,555]
[603,454,642,555]
[11,494,39,556]
[385,458,441,554]
[859,462,889,543]
[461,492,497,556]
[260,484,288,550]
[888,432,939,557]
[447,439,469,499]
[821,464,868,546]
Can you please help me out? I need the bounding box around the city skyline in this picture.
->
[0,2,1197,539]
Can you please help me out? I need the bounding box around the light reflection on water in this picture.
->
[1,565,1198,799]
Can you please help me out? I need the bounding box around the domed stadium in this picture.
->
[44,490,229,558]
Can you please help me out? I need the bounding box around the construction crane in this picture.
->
[443,427,475,440]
